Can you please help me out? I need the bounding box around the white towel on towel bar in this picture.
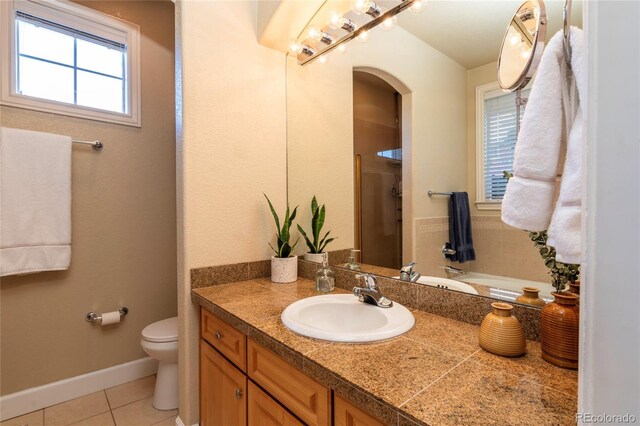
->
[0,127,72,276]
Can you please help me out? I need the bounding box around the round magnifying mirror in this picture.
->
[498,0,547,91]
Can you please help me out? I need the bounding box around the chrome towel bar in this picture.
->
[428,190,453,197]
[73,139,103,151]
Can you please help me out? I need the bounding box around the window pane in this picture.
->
[18,56,74,104]
[77,71,123,113]
[17,20,74,66]
[77,39,125,78]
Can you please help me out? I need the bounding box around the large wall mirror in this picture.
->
[286,0,582,305]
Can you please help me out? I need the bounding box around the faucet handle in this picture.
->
[355,273,378,289]
[401,261,416,272]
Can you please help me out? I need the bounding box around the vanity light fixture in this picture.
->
[352,0,382,18]
[328,11,357,32]
[293,0,419,66]
[289,42,316,56]
[308,26,334,44]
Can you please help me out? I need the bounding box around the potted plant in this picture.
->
[530,230,580,369]
[297,196,335,263]
[264,194,299,283]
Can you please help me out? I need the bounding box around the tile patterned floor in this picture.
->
[1,376,176,426]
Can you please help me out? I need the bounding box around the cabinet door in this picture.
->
[247,338,331,426]
[200,340,247,426]
[248,381,304,426]
[334,395,386,426]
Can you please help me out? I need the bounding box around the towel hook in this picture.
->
[563,0,572,68]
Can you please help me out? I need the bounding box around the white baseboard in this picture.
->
[0,357,159,421]
[175,416,198,426]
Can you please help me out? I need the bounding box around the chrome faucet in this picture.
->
[445,265,466,276]
[399,262,421,282]
[353,273,393,308]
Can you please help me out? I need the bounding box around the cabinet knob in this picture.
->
[235,388,243,400]
[215,331,223,339]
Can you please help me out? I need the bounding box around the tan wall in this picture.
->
[466,61,499,216]
[286,53,354,256]
[0,1,176,395]
[177,1,287,423]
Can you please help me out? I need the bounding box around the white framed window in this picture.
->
[475,82,530,210]
[1,0,140,126]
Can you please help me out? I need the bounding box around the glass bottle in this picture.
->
[315,253,335,293]
[343,249,361,271]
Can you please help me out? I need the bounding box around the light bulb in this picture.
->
[357,30,369,43]
[328,11,342,29]
[520,47,531,59]
[308,26,333,44]
[381,13,397,31]
[337,44,347,54]
[352,0,370,15]
[318,55,328,64]
[509,34,520,46]
[289,42,303,55]
[329,11,357,32]
[409,0,427,14]
[352,0,381,17]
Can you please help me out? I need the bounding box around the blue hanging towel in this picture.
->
[446,192,475,263]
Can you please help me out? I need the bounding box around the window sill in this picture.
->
[0,94,141,127]
[475,201,502,211]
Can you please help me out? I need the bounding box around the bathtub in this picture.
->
[454,272,554,302]
[393,276,479,295]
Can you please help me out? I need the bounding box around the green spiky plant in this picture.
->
[264,194,298,258]
[503,171,580,292]
[297,196,335,254]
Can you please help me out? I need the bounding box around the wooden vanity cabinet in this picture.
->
[201,308,247,372]
[248,381,304,426]
[200,340,247,426]
[334,395,385,426]
[201,308,385,426]
[247,338,331,426]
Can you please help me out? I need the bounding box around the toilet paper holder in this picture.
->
[85,307,128,323]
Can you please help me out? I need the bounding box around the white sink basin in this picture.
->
[393,276,479,295]
[281,294,415,343]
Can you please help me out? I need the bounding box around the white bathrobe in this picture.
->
[501,28,585,265]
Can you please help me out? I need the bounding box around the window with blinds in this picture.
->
[1,0,140,126]
[482,88,530,201]
[16,12,127,113]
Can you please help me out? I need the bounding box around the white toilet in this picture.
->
[141,317,178,410]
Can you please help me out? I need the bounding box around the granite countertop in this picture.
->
[192,278,577,426]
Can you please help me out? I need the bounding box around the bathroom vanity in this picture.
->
[192,277,577,425]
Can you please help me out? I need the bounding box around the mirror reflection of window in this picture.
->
[481,88,531,202]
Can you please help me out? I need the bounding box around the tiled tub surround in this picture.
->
[191,279,577,425]
[414,216,550,283]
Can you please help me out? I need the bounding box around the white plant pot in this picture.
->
[304,252,327,264]
[271,255,298,283]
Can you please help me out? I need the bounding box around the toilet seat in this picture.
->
[142,317,178,343]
